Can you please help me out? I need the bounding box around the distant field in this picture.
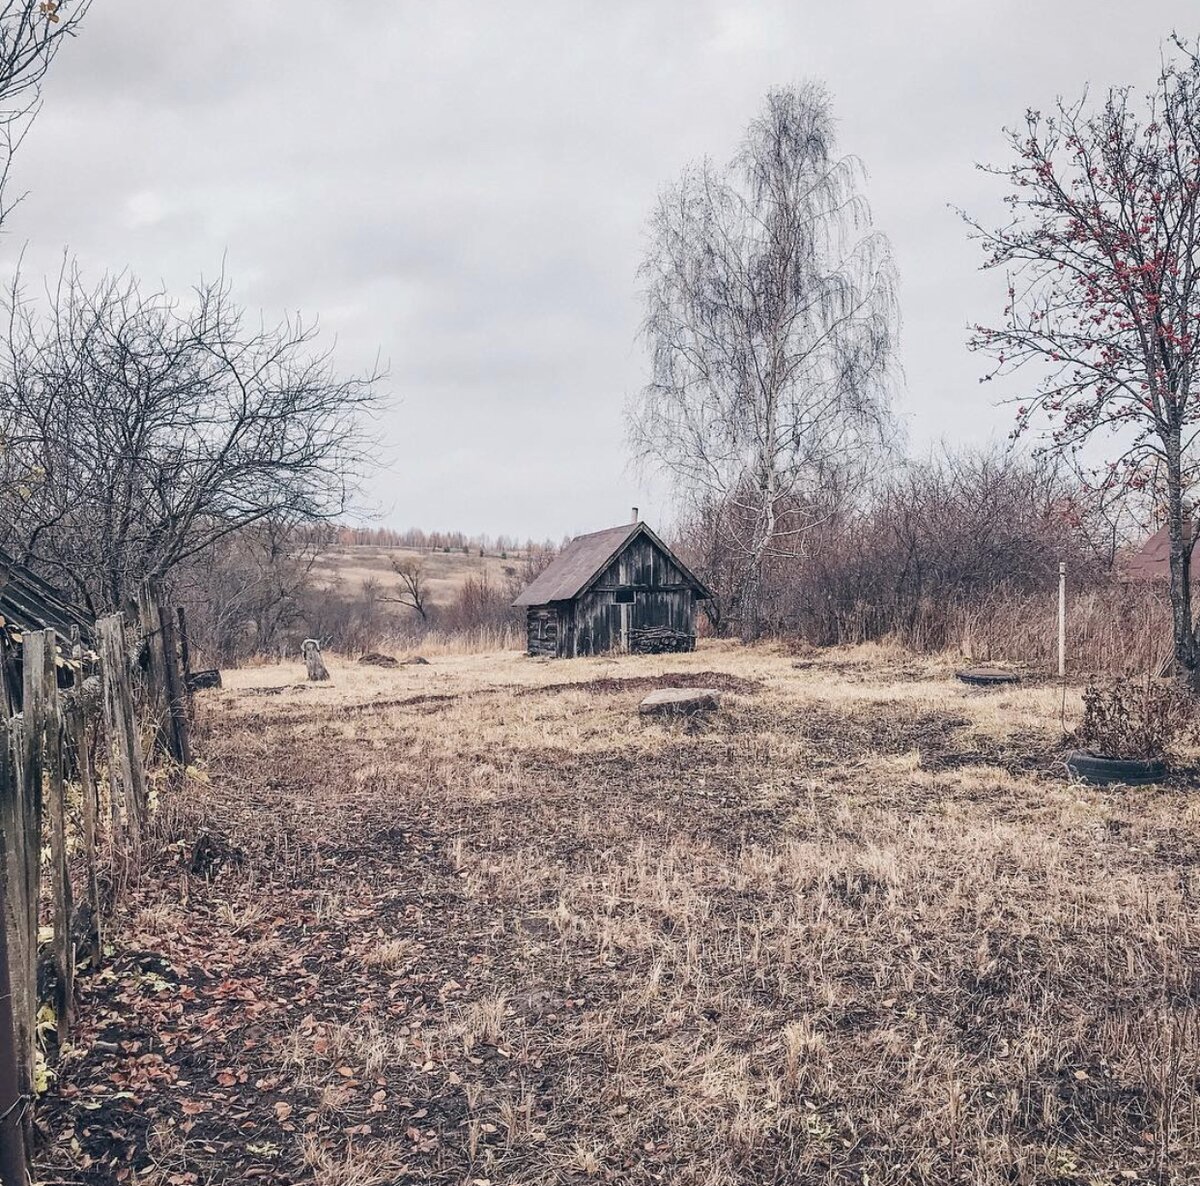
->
[311,544,527,607]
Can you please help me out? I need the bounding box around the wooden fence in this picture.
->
[0,581,193,1183]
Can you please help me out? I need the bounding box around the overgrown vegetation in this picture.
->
[0,265,381,616]
[1072,675,1199,760]
[968,36,1200,685]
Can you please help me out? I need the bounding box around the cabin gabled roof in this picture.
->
[512,521,712,607]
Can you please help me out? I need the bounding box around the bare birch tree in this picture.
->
[630,85,899,635]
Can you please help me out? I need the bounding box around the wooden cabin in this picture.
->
[512,516,712,658]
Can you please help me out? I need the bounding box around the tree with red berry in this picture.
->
[968,37,1200,683]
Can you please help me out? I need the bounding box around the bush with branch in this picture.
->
[0,264,382,614]
[1071,675,1198,760]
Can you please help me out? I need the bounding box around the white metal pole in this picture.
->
[1058,561,1066,678]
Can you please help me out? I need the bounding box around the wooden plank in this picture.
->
[176,605,192,682]
[135,581,170,758]
[117,618,149,831]
[96,618,127,842]
[0,714,30,1181]
[68,698,101,972]
[176,605,195,723]
[0,739,29,1186]
[67,625,101,967]
[19,631,46,1079]
[98,615,146,846]
[154,584,191,767]
[42,638,73,1043]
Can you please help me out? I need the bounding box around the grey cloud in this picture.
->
[3,0,1196,538]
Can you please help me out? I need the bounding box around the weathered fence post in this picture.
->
[137,579,191,766]
[19,632,48,1075]
[98,614,147,847]
[68,697,101,972]
[68,628,102,970]
[40,637,73,1044]
[0,716,29,1184]
[176,607,193,720]
[1058,560,1067,679]
[0,855,27,1185]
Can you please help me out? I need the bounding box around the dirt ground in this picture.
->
[36,642,1200,1185]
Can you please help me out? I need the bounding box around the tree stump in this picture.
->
[302,639,330,682]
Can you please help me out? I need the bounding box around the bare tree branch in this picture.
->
[0,261,384,611]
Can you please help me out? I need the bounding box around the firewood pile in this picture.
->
[628,626,695,654]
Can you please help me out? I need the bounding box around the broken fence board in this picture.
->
[68,700,101,971]
[0,714,31,1176]
[43,647,73,1043]
[98,614,147,846]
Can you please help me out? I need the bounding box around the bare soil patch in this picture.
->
[518,670,762,697]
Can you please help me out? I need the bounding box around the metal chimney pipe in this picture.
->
[631,506,639,523]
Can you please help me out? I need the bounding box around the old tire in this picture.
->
[1065,750,1167,786]
[956,667,1020,687]
[186,668,223,691]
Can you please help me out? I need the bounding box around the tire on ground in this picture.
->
[1065,750,1166,786]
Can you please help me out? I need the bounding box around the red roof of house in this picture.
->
[1123,523,1193,581]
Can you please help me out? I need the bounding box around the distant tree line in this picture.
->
[333,525,557,557]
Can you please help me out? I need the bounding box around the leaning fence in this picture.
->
[0,579,193,1183]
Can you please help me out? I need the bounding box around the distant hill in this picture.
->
[311,542,530,609]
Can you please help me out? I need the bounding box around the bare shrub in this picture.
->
[1071,675,1199,760]
[677,446,1151,669]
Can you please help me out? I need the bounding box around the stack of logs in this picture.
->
[627,626,696,654]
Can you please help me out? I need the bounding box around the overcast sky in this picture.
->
[3,0,1196,540]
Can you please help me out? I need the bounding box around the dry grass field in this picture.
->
[40,643,1200,1185]
[311,545,522,608]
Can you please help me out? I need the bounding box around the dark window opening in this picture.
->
[615,588,635,604]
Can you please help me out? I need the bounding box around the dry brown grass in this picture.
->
[46,641,1200,1184]
[311,544,518,610]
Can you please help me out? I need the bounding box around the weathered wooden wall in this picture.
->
[525,607,561,658]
